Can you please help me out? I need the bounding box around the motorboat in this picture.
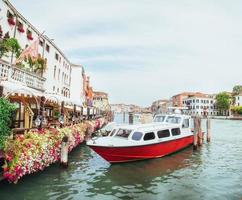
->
[87,113,194,163]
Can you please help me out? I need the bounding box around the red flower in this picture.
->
[17,26,25,33]
[7,18,15,26]
[27,34,33,40]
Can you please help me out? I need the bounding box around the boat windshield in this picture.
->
[165,116,181,124]
[153,115,166,122]
[109,129,117,136]
[115,129,133,138]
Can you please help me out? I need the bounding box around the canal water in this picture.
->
[0,119,242,200]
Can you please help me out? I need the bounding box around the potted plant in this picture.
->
[17,24,25,33]
[7,16,15,26]
[27,33,33,40]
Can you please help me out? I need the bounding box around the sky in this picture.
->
[10,0,242,107]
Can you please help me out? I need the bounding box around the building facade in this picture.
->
[234,94,242,106]
[93,91,110,112]
[151,99,171,114]
[0,0,95,129]
[182,93,218,116]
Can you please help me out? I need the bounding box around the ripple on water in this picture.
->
[0,120,242,200]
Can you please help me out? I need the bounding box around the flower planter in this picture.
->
[7,18,15,26]
[27,34,33,40]
[17,26,25,33]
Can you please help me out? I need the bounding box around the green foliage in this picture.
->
[231,106,242,115]
[21,55,47,73]
[0,98,16,150]
[0,38,21,58]
[215,92,230,112]
[232,85,242,95]
[53,110,60,119]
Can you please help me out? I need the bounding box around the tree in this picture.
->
[0,98,16,149]
[215,92,230,115]
[232,85,242,95]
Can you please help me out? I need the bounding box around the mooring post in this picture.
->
[123,112,125,123]
[38,96,46,130]
[206,118,211,142]
[60,135,69,168]
[198,117,203,146]
[129,112,133,124]
[193,117,198,150]
[60,101,65,128]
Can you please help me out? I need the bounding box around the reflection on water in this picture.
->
[0,120,242,200]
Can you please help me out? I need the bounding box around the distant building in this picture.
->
[182,93,218,116]
[172,92,205,107]
[234,94,242,106]
[110,104,143,113]
[151,99,171,114]
[93,91,110,112]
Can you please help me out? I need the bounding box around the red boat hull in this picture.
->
[89,135,194,163]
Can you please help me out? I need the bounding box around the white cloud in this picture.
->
[10,0,242,106]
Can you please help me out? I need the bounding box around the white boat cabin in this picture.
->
[89,115,193,147]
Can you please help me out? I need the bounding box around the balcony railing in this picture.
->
[0,60,46,91]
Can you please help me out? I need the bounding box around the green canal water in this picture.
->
[0,119,242,200]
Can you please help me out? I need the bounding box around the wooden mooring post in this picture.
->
[60,136,69,168]
[206,118,211,142]
[123,112,125,123]
[197,117,203,146]
[129,112,133,124]
[193,117,198,150]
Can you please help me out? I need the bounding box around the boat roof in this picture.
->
[113,122,180,133]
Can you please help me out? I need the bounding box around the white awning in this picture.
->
[1,80,44,97]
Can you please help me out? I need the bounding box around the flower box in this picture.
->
[7,18,15,26]
[17,26,25,33]
[27,34,33,40]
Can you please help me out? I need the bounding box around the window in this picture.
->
[144,132,155,141]
[55,53,59,60]
[196,99,199,103]
[157,130,170,138]
[39,40,44,47]
[58,69,60,80]
[46,44,50,52]
[166,116,181,124]
[115,129,132,138]
[132,132,143,141]
[182,119,189,128]
[54,66,56,79]
[7,10,14,18]
[171,128,181,136]
[109,129,116,136]
[27,29,32,35]
[53,86,55,92]
[154,115,165,122]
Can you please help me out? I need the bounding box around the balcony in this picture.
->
[0,60,46,91]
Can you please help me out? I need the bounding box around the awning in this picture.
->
[0,80,44,98]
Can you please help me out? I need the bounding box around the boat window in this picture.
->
[115,129,132,138]
[109,129,116,136]
[144,132,155,141]
[132,132,143,141]
[171,128,181,136]
[166,116,181,124]
[182,119,189,128]
[157,129,170,138]
[154,115,165,122]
